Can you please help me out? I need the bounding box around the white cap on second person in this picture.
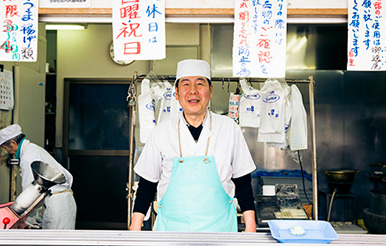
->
[175,59,211,83]
[0,124,22,145]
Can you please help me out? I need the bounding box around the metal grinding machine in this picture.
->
[0,161,65,229]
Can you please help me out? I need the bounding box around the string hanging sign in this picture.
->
[0,0,38,62]
[112,0,166,61]
[348,0,386,71]
[233,0,287,78]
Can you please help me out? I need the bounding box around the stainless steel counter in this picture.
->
[0,230,385,245]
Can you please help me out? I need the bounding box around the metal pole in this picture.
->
[308,75,318,220]
[126,73,137,229]
[10,164,17,201]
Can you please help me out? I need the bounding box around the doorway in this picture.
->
[63,78,132,229]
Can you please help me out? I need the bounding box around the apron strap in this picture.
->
[51,189,73,196]
[178,112,212,157]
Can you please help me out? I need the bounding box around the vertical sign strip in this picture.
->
[113,0,166,61]
[0,70,14,110]
[0,0,38,62]
[233,0,287,78]
[348,0,386,71]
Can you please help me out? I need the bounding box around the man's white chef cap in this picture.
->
[0,124,22,145]
[175,59,211,84]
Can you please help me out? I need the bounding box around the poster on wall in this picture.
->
[348,0,386,71]
[233,0,287,78]
[112,0,166,60]
[0,69,14,110]
[39,0,91,8]
[0,0,38,62]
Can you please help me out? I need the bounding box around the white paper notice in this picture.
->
[0,70,14,110]
[0,0,38,62]
[112,0,166,61]
[39,0,91,8]
[233,0,287,78]
[348,0,386,71]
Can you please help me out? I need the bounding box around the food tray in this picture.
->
[268,220,339,244]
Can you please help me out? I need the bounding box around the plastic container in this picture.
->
[268,220,339,244]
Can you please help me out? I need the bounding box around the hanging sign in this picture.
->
[112,0,166,61]
[39,0,91,8]
[233,0,287,78]
[0,0,38,62]
[0,69,14,110]
[348,0,386,71]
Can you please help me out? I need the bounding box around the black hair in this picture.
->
[175,78,212,89]
[2,133,25,147]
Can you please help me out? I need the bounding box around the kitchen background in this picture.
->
[0,6,385,230]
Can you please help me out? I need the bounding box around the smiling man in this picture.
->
[130,59,257,232]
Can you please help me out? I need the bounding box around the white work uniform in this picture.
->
[134,110,256,202]
[18,139,77,229]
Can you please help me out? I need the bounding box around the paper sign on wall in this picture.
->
[39,0,91,8]
[0,0,38,62]
[233,0,287,78]
[112,0,166,61]
[348,0,386,71]
[0,70,14,110]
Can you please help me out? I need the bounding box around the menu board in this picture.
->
[348,0,386,71]
[112,0,166,61]
[0,69,14,110]
[0,0,38,62]
[233,0,287,78]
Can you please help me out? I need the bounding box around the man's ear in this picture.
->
[175,86,179,100]
[10,140,18,149]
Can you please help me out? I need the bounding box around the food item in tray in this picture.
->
[289,225,306,236]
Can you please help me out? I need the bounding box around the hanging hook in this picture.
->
[227,78,230,93]
[235,81,240,95]
[222,77,225,90]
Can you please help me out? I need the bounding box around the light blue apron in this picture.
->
[156,113,237,232]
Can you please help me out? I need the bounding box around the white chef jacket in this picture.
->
[18,139,77,229]
[134,110,256,202]
[258,80,289,143]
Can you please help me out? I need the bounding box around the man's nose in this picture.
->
[188,84,198,94]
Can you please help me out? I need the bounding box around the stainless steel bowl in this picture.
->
[31,161,66,188]
[323,169,359,182]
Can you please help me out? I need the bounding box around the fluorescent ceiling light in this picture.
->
[45,24,86,30]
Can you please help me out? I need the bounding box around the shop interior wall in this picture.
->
[55,23,210,151]
[0,23,47,204]
[210,23,386,221]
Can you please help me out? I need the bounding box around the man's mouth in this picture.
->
[188,99,200,103]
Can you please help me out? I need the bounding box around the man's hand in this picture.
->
[129,212,146,231]
[242,210,256,232]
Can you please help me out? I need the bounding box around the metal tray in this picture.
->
[268,220,339,244]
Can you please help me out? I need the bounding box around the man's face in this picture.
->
[175,76,213,118]
[1,140,18,155]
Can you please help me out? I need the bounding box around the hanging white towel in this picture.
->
[266,84,292,148]
[289,84,308,150]
[138,79,156,144]
[228,93,240,124]
[258,79,289,143]
[157,81,173,124]
[169,86,183,121]
[239,79,261,128]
